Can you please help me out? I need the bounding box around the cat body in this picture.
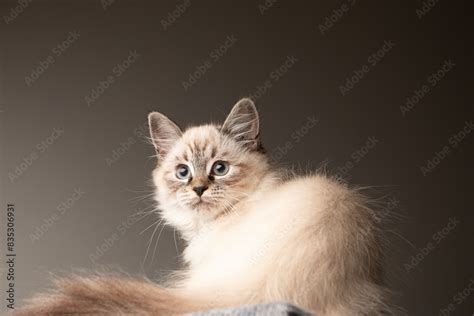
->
[175,172,387,315]
[16,99,393,316]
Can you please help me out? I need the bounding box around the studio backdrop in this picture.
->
[0,1,472,315]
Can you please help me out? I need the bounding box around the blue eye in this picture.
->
[176,164,190,180]
[212,161,229,176]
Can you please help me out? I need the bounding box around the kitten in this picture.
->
[16,98,394,315]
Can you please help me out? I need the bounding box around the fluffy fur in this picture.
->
[16,98,394,315]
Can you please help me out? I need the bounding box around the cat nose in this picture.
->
[192,185,208,197]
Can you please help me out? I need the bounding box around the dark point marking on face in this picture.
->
[194,155,206,171]
[256,141,266,154]
[210,146,217,159]
[222,175,241,186]
[232,162,245,168]
[165,173,182,190]
[220,150,230,159]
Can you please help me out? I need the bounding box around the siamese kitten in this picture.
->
[17,99,394,316]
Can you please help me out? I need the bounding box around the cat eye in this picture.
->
[176,164,191,180]
[211,161,229,176]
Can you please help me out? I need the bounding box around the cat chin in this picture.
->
[189,199,218,211]
[158,200,221,239]
[185,203,224,219]
[176,198,210,212]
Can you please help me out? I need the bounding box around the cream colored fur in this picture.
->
[16,98,394,316]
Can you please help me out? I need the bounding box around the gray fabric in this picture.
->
[188,302,315,316]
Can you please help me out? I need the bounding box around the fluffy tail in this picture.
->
[15,275,207,315]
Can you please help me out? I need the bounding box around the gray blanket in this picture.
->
[188,303,315,316]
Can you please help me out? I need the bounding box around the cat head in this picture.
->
[148,98,269,238]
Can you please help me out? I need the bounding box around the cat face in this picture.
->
[148,99,269,236]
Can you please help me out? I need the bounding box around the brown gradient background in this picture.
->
[0,1,472,315]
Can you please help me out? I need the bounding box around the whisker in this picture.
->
[131,211,156,223]
[173,229,179,255]
[140,217,162,235]
[129,205,159,218]
[143,220,161,265]
[128,192,156,203]
[151,224,166,264]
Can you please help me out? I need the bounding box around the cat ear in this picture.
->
[148,112,182,157]
[222,98,260,149]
